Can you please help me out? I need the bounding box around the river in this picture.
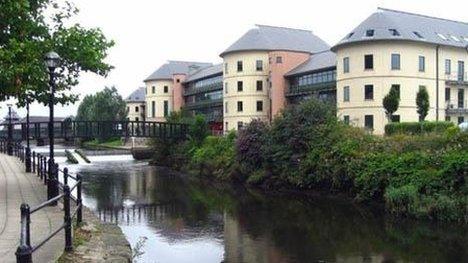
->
[55,155,467,263]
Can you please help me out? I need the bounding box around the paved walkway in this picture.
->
[0,153,64,263]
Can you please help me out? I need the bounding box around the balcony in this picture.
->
[446,100,468,114]
[286,81,336,97]
[184,98,223,111]
[184,82,223,96]
[445,72,468,87]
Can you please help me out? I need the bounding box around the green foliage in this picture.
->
[416,86,429,121]
[188,115,209,147]
[385,121,454,135]
[0,0,114,106]
[236,119,269,173]
[383,86,400,121]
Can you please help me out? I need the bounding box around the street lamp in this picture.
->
[44,51,61,202]
[24,94,32,172]
[7,103,13,156]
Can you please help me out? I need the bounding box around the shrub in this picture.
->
[385,121,454,135]
[236,119,269,173]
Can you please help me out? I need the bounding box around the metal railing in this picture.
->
[0,140,83,263]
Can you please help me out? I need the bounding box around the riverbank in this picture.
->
[151,100,468,222]
[58,207,132,262]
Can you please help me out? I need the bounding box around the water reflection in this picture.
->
[62,157,467,263]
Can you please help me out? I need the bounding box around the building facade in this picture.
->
[141,9,467,135]
[125,87,146,122]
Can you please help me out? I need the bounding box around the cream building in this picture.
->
[332,8,468,134]
[125,87,146,122]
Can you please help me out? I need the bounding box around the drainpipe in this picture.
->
[436,45,440,121]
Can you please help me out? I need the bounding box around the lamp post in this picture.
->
[7,103,13,155]
[44,51,61,202]
[25,95,31,172]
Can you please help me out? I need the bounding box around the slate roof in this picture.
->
[286,51,336,77]
[125,87,146,102]
[332,8,468,51]
[221,25,330,56]
[185,64,223,82]
[144,61,212,82]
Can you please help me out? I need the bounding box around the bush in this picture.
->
[385,121,454,135]
[236,119,269,173]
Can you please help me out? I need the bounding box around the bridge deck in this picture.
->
[0,154,64,262]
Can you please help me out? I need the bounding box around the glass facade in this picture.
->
[287,68,337,105]
[290,69,336,87]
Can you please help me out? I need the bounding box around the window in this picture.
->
[163,101,169,117]
[225,102,228,113]
[151,101,155,118]
[419,56,425,72]
[237,101,243,112]
[225,122,228,130]
[135,117,139,122]
[256,101,263,112]
[445,59,451,74]
[458,89,464,108]
[343,57,350,73]
[276,56,282,64]
[364,85,374,100]
[135,106,139,112]
[237,81,243,92]
[364,115,374,130]
[389,29,400,36]
[445,116,451,122]
[458,61,465,81]
[343,86,350,102]
[391,54,400,70]
[346,32,354,39]
[256,60,263,71]
[413,31,423,38]
[152,86,155,93]
[225,82,228,94]
[237,121,244,130]
[365,29,374,37]
[164,86,168,93]
[445,88,450,101]
[256,80,263,91]
[237,61,243,72]
[343,115,350,125]
[436,33,447,40]
[176,79,180,83]
[225,63,228,74]
[391,84,400,99]
[458,116,465,124]
[364,54,373,70]
[391,115,400,122]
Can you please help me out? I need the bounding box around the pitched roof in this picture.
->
[144,61,212,82]
[185,63,223,82]
[332,8,468,51]
[286,50,336,76]
[125,87,146,102]
[221,25,330,57]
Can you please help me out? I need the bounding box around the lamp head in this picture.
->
[44,51,61,72]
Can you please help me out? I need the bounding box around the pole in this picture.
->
[25,100,31,172]
[7,105,13,156]
[47,70,58,204]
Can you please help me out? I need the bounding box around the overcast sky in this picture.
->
[1,0,467,119]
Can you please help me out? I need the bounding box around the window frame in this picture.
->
[343,86,350,102]
[391,53,400,70]
[237,61,243,72]
[364,115,374,130]
[419,56,425,72]
[237,81,243,92]
[237,101,243,112]
[256,100,263,112]
[256,80,263,91]
[364,54,374,70]
[364,85,374,100]
[343,57,350,73]
[256,60,263,71]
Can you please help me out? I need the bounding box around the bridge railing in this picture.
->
[0,140,83,263]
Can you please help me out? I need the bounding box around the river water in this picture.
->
[56,155,467,263]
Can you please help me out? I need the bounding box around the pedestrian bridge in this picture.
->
[0,120,188,141]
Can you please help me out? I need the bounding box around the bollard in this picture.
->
[63,185,73,251]
[76,174,83,225]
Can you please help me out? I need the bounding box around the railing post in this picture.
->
[76,174,83,225]
[63,167,68,186]
[25,147,31,173]
[15,203,32,263]
[32,151,36,173]
[63,185,73,252]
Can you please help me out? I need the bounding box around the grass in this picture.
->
[82,137,124,149]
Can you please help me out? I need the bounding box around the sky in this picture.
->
[1,0,467,119]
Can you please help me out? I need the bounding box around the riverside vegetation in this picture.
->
[151,99,467,222]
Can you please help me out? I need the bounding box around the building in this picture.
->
[332,8,468,134]
[141,8,468,134]
[125,87,146,122]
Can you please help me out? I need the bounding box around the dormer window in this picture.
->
[450,35,460,42]
[365,30,374,37]
[413,31,424,39]
[437,33,448,40]
[347,32,354,39]
[389,29,400,36]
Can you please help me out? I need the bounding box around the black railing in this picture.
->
[0,120,189,141]
[0,141,83,263]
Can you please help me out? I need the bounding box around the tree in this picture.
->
[383,86,400,122]
[76,87,127,122]
[416,86,429,122]
[0,0,114,106]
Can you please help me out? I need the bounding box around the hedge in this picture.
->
[385,121,454,135]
